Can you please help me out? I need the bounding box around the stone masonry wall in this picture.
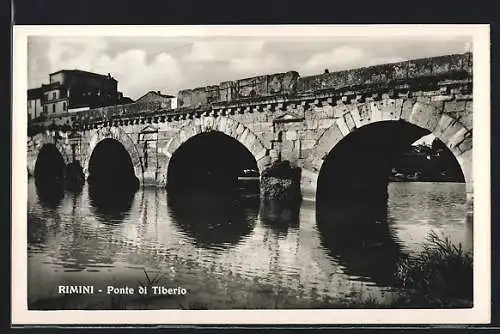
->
[28,53,473,204]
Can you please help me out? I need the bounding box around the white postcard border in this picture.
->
[12,24,491,325]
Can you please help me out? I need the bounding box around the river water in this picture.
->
[27,180,472,309]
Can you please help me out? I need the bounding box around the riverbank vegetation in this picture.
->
[392,231,473,308]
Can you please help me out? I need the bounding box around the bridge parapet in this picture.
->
[28,52,472,136]
[297,52,472,93]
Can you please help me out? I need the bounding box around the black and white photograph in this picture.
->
[12,25,490,324]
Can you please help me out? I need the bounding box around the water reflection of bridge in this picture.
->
[31,180,415,288]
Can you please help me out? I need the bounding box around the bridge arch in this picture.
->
[28,132,72,177]
[157,116,269,187]
[83,127,143,183]
[303,98,472,198]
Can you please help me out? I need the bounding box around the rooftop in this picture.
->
[138,90,175,100]
[49,69,118,82]
[27,87,43,99]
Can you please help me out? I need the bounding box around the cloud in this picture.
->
[185,40,285,77]
[302,46,364,73]
[43,37,183,100]
[228,54,282,75]
[46,37,108,73]
[186,40,266,62]
[301,45,406,74]
[93,50,183,100]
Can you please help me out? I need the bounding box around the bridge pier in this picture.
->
[65,160,85,189]
[260,160,302,202]
[142,171,158,187]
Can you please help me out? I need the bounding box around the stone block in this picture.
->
[318,119,335,129]
[235,123,245,136]
[311,157,323,171]
[262,113,273,122]
[157,131,173,140]
[167,137,181,155]
[465,100,473,114]
[356,103,372,125]
[226,119,237,136]
[269,149,280,160]
[193,124,202,136]
[203,116,215,131]
[459,111,473,130]
[343,112,356,131]
[301,139,316,150]
[244,123,259,135]
[297,130,308,140]
[446,127,468,152]
[304,129,321,141]
[409,102,442,132]
[380,98,403,121]
[400,98,416,121]
[333,105,349,118]
[300,148,313,161]
[370,102,382,122]
[261,132,275,147]
[212,116,222,129]
[217,116,228,133]
[259,122,273,132]
[238,128,250,144]
[436,116,465,142]
[349,106,363,128]
[250,122,261,132]
[179,129,188,142]
[315,123,344,157]
[431,95,454,102]
[459,101,473,130]
[285,122,304,131]
[458,132,473,154]
[281,139,294,153]
[336,117,350,136]
[286,130,298,141]
[242,131,257,150]
[456,149,473,183]
[322,105,335,118]
[254,146,267,161]
[444,100,467,113]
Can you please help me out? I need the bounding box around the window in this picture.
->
[63,102,66,111]
[52,92,56,100]
[43,105,47,114]
[52,104,55,113]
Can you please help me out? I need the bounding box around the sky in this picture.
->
[28,35,472,101]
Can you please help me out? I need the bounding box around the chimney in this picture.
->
[157,90,161,95]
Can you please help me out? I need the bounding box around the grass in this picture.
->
[393,231,473,308]
[137,268,167,291]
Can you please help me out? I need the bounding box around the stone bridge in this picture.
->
[27,52,473,204]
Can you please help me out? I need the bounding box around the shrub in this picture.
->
[395,231,473,303]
